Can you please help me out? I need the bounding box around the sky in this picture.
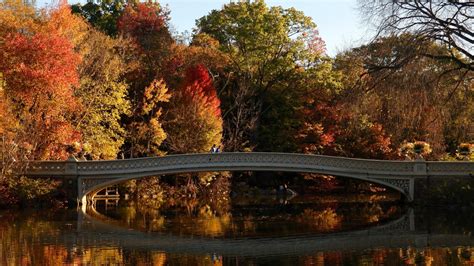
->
[36,0,372,56]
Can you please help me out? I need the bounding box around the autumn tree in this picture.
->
[74,29,131,159]
[334,35,473,156]
[195,0,333,152]
[162,64,223,154]
[117,1,173,82]
[129,79,170,157]
[297,102,393,159]
[0,0,39,41]
[0,31,81,160]
[162,33,230,90]
[40,5,132,160]
[114,2,174,157]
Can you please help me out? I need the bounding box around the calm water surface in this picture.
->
[1,195,473,265]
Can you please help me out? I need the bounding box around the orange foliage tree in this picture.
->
[0,31,81,160]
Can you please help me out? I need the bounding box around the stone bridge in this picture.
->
[23,152,474,205]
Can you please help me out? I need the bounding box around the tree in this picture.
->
[162,64,223,154]
[129,79,170,157]
[116,2,174,157]
[334,35,473,156]
[30,5,133,160]
[162,33,230,90]
[71,0,131,36]
[195,0,330,152]
[297,101,393,159]
[74,29,131,159]
[0,0,39,42]
[359,1,473,71]
[117,1,172,74]
[0,31,81,160]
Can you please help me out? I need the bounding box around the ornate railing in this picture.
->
[24,153,473,178]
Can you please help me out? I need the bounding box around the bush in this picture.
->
[0,176,60,208]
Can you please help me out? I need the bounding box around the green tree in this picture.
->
[71,0,131,36]
[195,0,335,152]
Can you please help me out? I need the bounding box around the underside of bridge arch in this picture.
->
[78,168,412,205]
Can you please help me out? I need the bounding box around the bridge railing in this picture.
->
[25,153,415,176]
[25,161,66,175]
[426,161,474,174]
[23,153,473,178]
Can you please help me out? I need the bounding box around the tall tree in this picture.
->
[195,0,331,152]
[42,5,132,160]
[116,2,174,157]
[0,31,81,160]
[74,29,131,159]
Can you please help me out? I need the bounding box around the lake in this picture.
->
[1,194,473,265]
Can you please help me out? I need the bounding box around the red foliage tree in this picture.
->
[163,64,223,154]
[297,101,393,159]
[117,2,172,59]
[0,32,81,159]
[182,64,221,117]
[117,2,167,39]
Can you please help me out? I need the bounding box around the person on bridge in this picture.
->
[210,144,217,153]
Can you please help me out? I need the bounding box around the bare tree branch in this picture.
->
[359,0,473,71]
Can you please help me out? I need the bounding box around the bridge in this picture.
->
[23,152,474,205]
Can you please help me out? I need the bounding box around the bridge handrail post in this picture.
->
[65,156,78,176]
[413,159,427,177]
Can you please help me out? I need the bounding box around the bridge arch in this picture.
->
[82,166,410,203]
[72,152,421,204]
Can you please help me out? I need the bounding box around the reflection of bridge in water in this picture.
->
[24,153,474,205]
[50,207,472,258]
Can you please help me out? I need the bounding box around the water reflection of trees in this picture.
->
[300,247,474,265]
[297,208,343,232]
[106,198,405,238]
[1,210,474,265]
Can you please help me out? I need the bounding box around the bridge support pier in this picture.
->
[409,178,415,202]
[77,177,87,208]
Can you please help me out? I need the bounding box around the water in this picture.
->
[1,195,473,265]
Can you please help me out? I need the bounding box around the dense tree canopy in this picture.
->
[335,35,473,156]
[0,0,471,171]
[0,30,81,160]
[195,0,334,152]
[0,0,472,207]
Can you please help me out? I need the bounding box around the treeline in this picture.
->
[0,0,472,205]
